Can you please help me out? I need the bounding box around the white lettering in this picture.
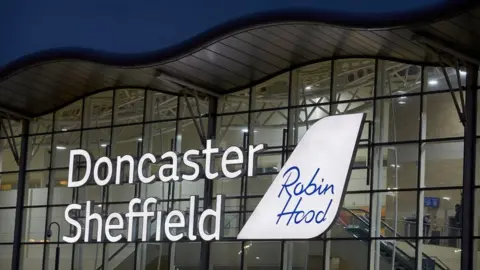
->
[63,204,82,243]
[93,157,113,186]
[221,146,244,178]
[105,213,124,242]
[68,149,91,188]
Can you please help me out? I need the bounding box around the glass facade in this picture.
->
[0,58,479,270]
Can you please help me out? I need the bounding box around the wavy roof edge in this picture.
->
[0,1,476,77]
[1,1,480,119]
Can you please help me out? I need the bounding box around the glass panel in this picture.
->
[291,104,330,144]
[375,96,421,143]
[29,113,53,134]
[83,91,114,128]
[328,240,368,270]
[27,135,50,171]
[111,124,143,157]
[179,95,209,118]
[172,242,201,269]
[425,141,463,187]
[0,208,15,242]
[425,66,464,91]
[333,58,376,100]
[425,92,464,139]
[288,241,325,270]
[242,241,281,270]
[0,119,22,138]
[25,171,49,206]
[177,118,207,152]
[423,189,462,244]
[217,113,248,149]
[54,100,83,131]
[210,242,241,269]
[145,91,178,121]
[50,169,73,205]
[82,128,111,158]
[0,172,18,207]
[218,89,249,114]
[143,121,176,154]
[43,244,72,270]
[251,109,288,147]
[73,243,104,270]
[252,73,289,110]
[295,61,331,108]
[114,89,145,125]
[373,144,419,190]
[136,243,169,270]
[52,131,81,168]
[371,239,416,270]
[378,61,422,96]
[335,100,372,142]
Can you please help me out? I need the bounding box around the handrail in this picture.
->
[340,208,414,268]
[342,208,448,270]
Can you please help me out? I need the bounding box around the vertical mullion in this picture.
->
[71,97,86,270]
[11,119,30,270]
[41,111,56,270]
[415,65,426,270]
[460,63,478,270]
[367,59,379,270]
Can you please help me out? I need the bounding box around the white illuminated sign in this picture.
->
[63,113,364,243]
[237,113,365,239]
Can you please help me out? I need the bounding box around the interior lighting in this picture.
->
[61,128,68,132]
[428,80,438,85]
[398,100,406,105]
[100,143,108,148]
[459,70,467,76]
[137,138,143,142]
[305,86,312,90]
[442,196,451,201]
[390,164,400,168]
[56,145,67,150]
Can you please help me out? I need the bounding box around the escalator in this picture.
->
[98,208,450,270]
[334,208,449,270]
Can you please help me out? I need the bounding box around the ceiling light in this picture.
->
[428,80,438,86]
[56,145,67,150]
[242,129,248,133]
[390,164,400,168]
[305,86,312,90]
[454,249,461,253]
[100,143,108,148]
[442,196,451,201]
[137,138,143,142]
[459,70,467,76]
[398,100,406,105]
[256,257,260,260]
[399,96,407,100]
[61,128,68,132]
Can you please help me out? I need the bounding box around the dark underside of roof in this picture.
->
[2,4,480,118]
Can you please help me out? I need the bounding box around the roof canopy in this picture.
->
[1,4,480,118]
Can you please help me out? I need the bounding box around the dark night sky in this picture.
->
[0,0,456,67]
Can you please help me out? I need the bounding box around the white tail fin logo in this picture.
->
[237,113,365,239]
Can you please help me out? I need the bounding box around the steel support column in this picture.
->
[461,63,478,270]
[200,96,218,270]
[11,119,30,270]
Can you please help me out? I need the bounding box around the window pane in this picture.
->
[242,241,281,270]
[54,100,83,131]
[83,91,114,128]
[114,89,145,125]
[252,73,289,110]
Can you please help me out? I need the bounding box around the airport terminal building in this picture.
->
[2,2,480,270]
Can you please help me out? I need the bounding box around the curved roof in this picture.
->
[1,3,480,118]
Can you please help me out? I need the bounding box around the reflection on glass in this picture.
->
[253,73,289,110]
[425,93,464,139]
[218,89,249,114]
[334,59,375,100]
[52,131,81,168]
[114,89,145,125]
[425,66,465,92]
[217,114,248,148]
[83,91,114,128]
[27,135,50,170]
[375,96,421,143]
[425,141,463,187]
[54,100,83,131]
[378,62,422,96]
[145,91,178,122]
[242,241,281,270]
[251,109,288,147]
[173,242,201,269]
[373,144,419,190]
[210,242,241,269]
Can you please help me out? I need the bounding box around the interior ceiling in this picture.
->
[1,5,480,119]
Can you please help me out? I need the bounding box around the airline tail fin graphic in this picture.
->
[237,113,365,240]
